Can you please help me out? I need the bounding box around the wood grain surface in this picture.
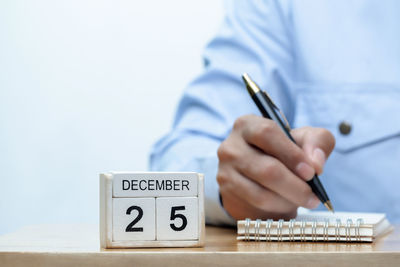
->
[0,224,400,267]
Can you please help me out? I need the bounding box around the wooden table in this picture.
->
[0,224,399,266]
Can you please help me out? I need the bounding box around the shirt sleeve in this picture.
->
[149,0,295,226]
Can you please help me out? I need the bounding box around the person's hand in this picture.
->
[216,114,335,220]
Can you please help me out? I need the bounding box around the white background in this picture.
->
[0,0,224,235]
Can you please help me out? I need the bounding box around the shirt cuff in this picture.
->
[199,155,236,226]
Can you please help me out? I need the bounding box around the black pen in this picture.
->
[242,73,334,212]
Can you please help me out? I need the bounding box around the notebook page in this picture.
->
[295,211,386,225]
[237,211,393,241]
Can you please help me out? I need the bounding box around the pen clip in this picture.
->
[262,90,292,131]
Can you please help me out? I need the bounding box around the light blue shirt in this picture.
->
[150,0,400,225]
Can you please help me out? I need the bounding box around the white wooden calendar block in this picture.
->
[156,197,198,240]
[112,198,155,241]
[100,172,205,248]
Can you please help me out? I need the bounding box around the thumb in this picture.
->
[291,127,336,175]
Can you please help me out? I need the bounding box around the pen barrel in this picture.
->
[252,92,331,205]
[307,175,330,203]
[244,74,332,210]
[251,92,295,143]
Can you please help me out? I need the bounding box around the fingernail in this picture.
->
[306,195,320,209]
[295,162,315,180]
[313,148,326,168]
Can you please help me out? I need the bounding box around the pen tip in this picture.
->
[324,200,335,213]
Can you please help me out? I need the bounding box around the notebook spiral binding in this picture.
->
[243,218,365,242]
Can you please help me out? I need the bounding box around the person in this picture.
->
[150,0,400,225]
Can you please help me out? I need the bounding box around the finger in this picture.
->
[227,138,320,209]
[217,164,297,214]
[237,115,316,181]
[291,127,336,174]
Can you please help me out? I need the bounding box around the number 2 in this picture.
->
[170,206,187,231]
[125,205,144,232]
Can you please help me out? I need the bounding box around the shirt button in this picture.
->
[339,121,352,135]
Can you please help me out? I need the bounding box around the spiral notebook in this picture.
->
[237,211,392,242]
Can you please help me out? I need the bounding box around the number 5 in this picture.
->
[170,206,187,231]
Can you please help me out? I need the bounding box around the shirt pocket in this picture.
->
[292,84,400,153]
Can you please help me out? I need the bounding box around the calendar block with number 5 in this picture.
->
[100,172,205,248]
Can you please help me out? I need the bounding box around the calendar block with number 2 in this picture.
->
[100,172,205,248]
